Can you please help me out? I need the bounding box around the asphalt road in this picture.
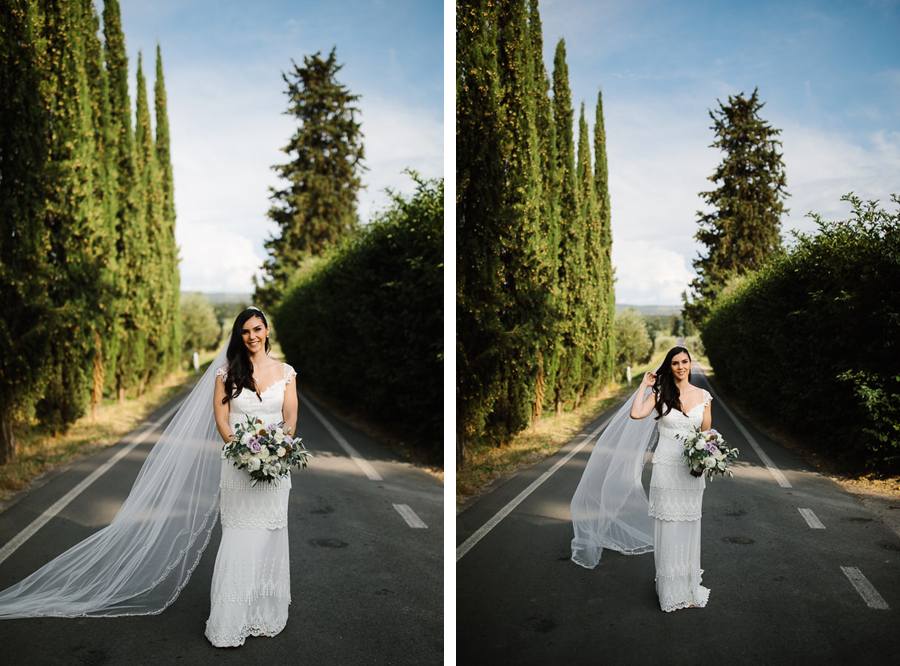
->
[0,384,443,665]
[457,368,900,665]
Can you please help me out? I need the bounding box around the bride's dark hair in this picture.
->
[222,307,271,404]
[653,346,692,420]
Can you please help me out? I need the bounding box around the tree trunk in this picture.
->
[0,413,16,466]
[456,427,467,470]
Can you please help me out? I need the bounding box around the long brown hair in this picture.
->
[221,308,271,404]
[653,346,692,420]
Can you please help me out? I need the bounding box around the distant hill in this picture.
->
[616,304,681,316]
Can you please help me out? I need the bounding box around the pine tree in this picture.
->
[685,88,788,323]
[257,47,365,311]
[593,89,615,385]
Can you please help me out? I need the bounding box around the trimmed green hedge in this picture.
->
[274,176,443,457]
[702,195,900,471]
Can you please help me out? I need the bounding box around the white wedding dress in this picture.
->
[647,390,711,612]
[205,363,297,647]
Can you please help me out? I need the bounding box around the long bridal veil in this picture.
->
[0,341,230,619]
[570,385,660,569]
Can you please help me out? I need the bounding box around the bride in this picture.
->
[0,306,300,644]
[570,346,713,612]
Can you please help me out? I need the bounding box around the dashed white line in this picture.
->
[456,413,615,562]
[798,508,825,529]
[393,503,428,528]
[841,566,890,609]
[0,400,183,567]
[298,392,383,481]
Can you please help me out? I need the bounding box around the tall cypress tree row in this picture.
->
[456,0,615,462]
[593,90,615,385]
[0,0,180,462]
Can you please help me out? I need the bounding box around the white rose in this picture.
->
[247,457,261,471]
[694,442,704,451]
[704,457,716,468]
[275,428,284,439]
[240,431,252,445]
[276,446,286,458]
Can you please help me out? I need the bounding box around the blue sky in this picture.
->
[537,0,899,305]
[110,0,443,292]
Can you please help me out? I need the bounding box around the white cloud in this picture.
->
[177,223,265,292]
[613,240,694,306]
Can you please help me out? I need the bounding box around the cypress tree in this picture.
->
[576,102,604,397]
[257,47,365,311]
[527,0,561,416]
[81,0,119,412]
[0,0,54,462]
[593,89,615,385]
[685,88,788,323]
[103,0,144,399]
[551,39,584,411]
[154,44,180,373]
[456,0,506,466]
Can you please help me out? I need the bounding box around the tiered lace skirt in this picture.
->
[205,459,292,647]
[648,433,709,612]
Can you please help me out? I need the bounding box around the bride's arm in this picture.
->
[213,377,233,444]
[282,378,299,435]
[630,372,657,419]
[701,396,712,431]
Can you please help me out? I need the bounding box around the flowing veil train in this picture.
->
[570,385,661,569]
[0,341,230,619]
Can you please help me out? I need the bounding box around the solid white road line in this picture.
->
[393,503,428,529]
[298,392,383,481]
[695,364,792,489]
[456,413,615,563]
[841,566,890,609]
[798,507,826,529]
[0,399,183,567]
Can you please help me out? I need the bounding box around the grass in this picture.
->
[0,351,220,505]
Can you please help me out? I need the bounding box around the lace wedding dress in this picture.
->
[205,363,297,647]
[648,390,712,612]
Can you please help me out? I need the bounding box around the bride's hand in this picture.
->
[641,371,657,386]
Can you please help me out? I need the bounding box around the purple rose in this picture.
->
[283,435,293,445]
[248,438,262,454]
[267,423,278,433]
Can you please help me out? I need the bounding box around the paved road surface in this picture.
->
[457,368,900,665]
[0,384,443,665]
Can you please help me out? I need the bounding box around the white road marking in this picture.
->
[694,364,792,488]
[393,503,428,528]
[297,392,383,481]
[0,400,183,567]
[841,566,890,609]
[456,414,615,562]
[798,508,825,529]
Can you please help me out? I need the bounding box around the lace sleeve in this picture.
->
[283,363,297,385]
[215,366,228,383]
[703,389,713,407]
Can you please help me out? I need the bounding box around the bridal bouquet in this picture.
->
[223,415,311,486]
[679,428,739,480]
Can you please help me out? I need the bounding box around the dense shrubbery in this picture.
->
[180,293,222,360]
[702,195,900,471]
[274,176,443,458]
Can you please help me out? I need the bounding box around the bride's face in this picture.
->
[241,316,268,354]
[670,352,691,381]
